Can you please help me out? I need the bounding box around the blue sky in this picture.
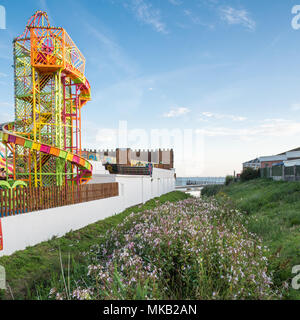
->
[1,0,300,176]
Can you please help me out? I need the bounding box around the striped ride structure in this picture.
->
[0,11,92,187]
[0,144,13,178]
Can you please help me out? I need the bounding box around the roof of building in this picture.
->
[283,160,300,167]
[243,158,260,165]
[259,155,287,162]
[244,147,300,167]
[259,147,300,162]
[277,147,300,155]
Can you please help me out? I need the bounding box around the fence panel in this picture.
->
[0,182,119,218]
[272,165,282,177]
[284,166,294,176]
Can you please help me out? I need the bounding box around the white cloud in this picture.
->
[163,107,190,118]
[168,0,182,5]
[169,0,182,6]
[291,103,300,111]
[128,0,168,34]
[183,9,215,29]
[201,111,247,121]
[0,112,13,122]
[0,102,12,108]
[220,6,256,31]
[197,119,300,139]
[96,129,118,148]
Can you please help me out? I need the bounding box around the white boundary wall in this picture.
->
[0,168,175,257]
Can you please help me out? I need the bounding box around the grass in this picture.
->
[42,197,279,300]
[201,184,223,197]
[2,180,297,300]
[218,179,300,299]
[0,191,190,300]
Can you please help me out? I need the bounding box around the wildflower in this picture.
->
[49,288,57,298]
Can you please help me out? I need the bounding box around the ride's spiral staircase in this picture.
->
[0,11,93,187]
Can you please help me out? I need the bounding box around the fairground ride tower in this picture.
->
[4,11,92,187]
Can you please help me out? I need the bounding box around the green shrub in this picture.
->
[290,217,300,227]
[201,184,223,197]
[225,175,234,186]
[240,167,260,182]
[0,290,5,300]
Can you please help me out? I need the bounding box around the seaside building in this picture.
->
[259,147,300,168]
[243,158,260,170]
[243,147,300,170]
[259,155,287,168]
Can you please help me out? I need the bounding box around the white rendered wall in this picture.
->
[89,160,110,175]
[0,169,175,257]
[0,195,123,257]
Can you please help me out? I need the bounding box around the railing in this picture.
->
[176,177,225,187]
[0,182,119,217]
[154,164,172,170]
[105,164,152,175]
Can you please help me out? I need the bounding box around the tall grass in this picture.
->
[46,198,281,300]
[0,191,190,300]
[221,179,300,299]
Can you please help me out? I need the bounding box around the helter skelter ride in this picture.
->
[0,11,93,187]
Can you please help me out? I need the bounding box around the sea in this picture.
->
[176,177,225,187]
[176,177,225,198]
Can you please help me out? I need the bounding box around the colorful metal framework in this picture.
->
[0,11,92,187]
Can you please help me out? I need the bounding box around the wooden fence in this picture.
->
[0,182,119,217]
